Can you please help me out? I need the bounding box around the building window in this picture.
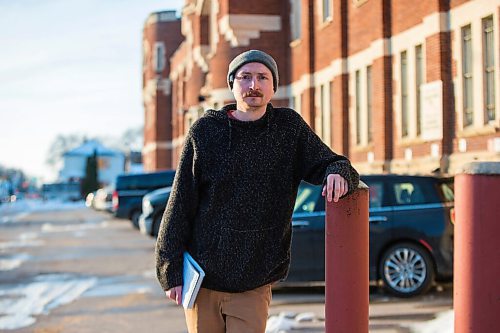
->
[366,65,373,143]
[483,16,496,123]
[292,93,302,115]
[290,0,302,41]
[355,70,361,145]
[401,51,409,137]
[320,0,332,23]
[153,42,166,73]
[323,83,332,146]
[462,25,473,127]
[415,44,423,135]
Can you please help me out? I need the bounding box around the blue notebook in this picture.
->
[182,252,205,309]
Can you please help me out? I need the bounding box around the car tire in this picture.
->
[379,242,435,297]
[130,210,141,229]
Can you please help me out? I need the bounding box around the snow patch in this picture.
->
[407,309,454,333]
[0,233,44,250]
[83,275,152,298]
[0,274,96,330]
[0,253,31,271]
[0,199,85,216]
[266,312,319,333]
[41,221,109,233]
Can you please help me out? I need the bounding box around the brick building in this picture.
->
[142,11,183,171]
[143,0,500,175]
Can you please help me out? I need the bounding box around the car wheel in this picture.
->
[130,210,141,229]
[379,242,435,297]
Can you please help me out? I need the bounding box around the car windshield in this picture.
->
[293,183,322,214]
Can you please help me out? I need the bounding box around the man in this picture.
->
[156,49,359,333]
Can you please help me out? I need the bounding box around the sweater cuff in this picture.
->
[157,265,183,291]
[323,160,360,196]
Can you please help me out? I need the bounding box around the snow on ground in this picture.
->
[0,274,97,330]
[0,199,85,223]
[0,272,155,330]
[407,309,454,333]
[0,253,31,271]
[264,310,455,333]
[0,232,44,250]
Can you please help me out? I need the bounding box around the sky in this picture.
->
[0,0,184,182]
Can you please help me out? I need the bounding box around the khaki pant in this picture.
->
[184,284,272,333]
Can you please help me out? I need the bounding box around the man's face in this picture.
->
[231,62,275,111]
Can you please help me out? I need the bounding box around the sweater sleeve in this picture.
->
[296,116,359,195]
[155,131,199,291]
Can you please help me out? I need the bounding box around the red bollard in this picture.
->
[454,162,500,333]
[325,183,369,333]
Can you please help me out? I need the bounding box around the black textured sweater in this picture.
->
[155,103,359,293]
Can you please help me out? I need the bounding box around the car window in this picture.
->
[294,183,323,214]
[392,182,425,205]
[438,179,454,202]
[368,182,384,208]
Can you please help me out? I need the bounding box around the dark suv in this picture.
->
[286,174,454,297]
[112,170,175,228]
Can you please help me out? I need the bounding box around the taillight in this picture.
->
[450,208,455,225]
[112,191,118,211]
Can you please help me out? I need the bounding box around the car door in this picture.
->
[287,182,325,283]
[362,176,395,280]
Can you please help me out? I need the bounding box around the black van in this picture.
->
[112,170,175,228]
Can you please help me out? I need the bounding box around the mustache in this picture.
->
[243,90,263,97]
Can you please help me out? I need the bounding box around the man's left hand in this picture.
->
[322,174,348,203]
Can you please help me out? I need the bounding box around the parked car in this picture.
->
[113,170,175,228]
[285,174,455,297]
[85,191,96,208]
[93,185,114,212]
[138,186,171,237]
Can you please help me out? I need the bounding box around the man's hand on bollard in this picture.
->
[322,174,348,202]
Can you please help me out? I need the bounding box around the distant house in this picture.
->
[59,140,125,186]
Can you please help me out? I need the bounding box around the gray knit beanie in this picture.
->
[227,50,279,92]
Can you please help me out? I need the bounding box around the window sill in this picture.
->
[457,123,499,138]
[318,17,333,31]
[353,0,368,7]
[290,39,302,48]
[398,136,436,146]
[353,143,375,153]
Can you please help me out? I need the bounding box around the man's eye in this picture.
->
[258,75,268,80]
[242,75,251,80]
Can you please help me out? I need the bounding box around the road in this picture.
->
[0,202,453,332]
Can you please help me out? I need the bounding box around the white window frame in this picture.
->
[153,42,166,73]
[453,8,500,133]
[318,0,333,24]
[461,24,474,128]
[290,0,302,41]
[355,70,362,145]
[482,15,496,124]
[321,83,332,147]
[366,65,373,143]
[393,42,426,141]
[400,50,409,137]
[314,83,332,146]
[291,93,302,115]
[352,67,373,147]
[415,44,424,136]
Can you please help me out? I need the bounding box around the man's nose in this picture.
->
[249,77,258,89]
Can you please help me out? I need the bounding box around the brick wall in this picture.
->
[143,0,500,174]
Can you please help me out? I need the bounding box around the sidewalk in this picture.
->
[267,286,453,333]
